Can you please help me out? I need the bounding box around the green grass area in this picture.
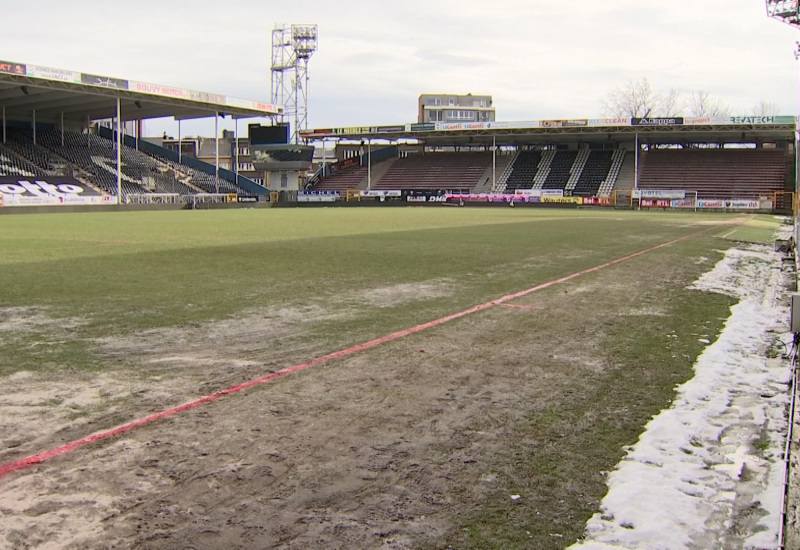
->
[0,207,769,548]
[714,214,787,243]
[0,208,743,376]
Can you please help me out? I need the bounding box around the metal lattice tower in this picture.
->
[270,24,318,143]
[766,0,800,27]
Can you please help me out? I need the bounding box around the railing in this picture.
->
[123,193,184,204]
[98,127,268,196]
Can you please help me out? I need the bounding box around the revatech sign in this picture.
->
[730,116,774,124]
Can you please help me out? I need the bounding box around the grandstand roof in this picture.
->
[0,60,281,124]
[300,116,797,146]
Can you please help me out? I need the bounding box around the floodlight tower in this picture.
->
[766,1,800,205]
[767,0,800,26]
[270,23,318,143]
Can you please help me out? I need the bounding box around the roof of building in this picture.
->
[300,116,797,146]
[0,59,281,124]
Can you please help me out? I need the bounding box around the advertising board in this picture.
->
[0,177,111,207]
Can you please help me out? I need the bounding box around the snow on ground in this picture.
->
[570,237,793,550]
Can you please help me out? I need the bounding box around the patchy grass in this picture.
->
[715,214,787,244]
[0,207,750,549]
[429,235,735,549]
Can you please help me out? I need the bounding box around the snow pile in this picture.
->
[571,243,792,550]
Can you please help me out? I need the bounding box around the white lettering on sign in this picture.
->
[730,116,775,124]
[0,180,85,197]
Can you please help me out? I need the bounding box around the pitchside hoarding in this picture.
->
[633,189,686,199]
[696,199,761,209]
[0,177,113,206]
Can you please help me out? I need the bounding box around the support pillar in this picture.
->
[214,112,219,193]
[634,132,639,190]
[234,118,238,181]
[492,135,497,190]
[116,97,122,203]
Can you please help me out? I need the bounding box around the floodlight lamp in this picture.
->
[766,0,800,25]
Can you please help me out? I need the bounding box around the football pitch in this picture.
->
[0,208,776,548]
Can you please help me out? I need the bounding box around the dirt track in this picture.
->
[3,308,595,548]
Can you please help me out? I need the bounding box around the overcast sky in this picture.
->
[4,0,800,137]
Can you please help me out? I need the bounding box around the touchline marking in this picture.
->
[501,304,542,310]
[0,226,717,480]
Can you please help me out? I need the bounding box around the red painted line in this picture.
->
[502,304,542,310]
[0,227,714,480]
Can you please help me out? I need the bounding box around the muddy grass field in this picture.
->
[0,209,774,548]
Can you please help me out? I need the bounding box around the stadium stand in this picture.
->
[564,150,591,192]
[503,150,543,192]
[154,158,237,194]
[373,152,492,190]
[4,128,247,196]
[531,150,555,189]
[0,144,48,177]
[571,150,616,197]
[21,130,148,195]
[2,131,68,176]
[314,165,369,190]
[596,150,626,197]
[110,130,261,196]
[637,148,787,198]
[541,150,579,191]
[493,151,519,191]
[475,152,515,193]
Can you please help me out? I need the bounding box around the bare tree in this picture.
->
[602,79,688,118]
[687,90,731,117]
[750,100,780,117]
[601,78,659,118]
[659,87,685,117]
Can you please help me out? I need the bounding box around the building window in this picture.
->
[280,173,288,188]
[446,110,475,121]
[448,98,455,106]
[434,98,441,106]
[430,110,443,122]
